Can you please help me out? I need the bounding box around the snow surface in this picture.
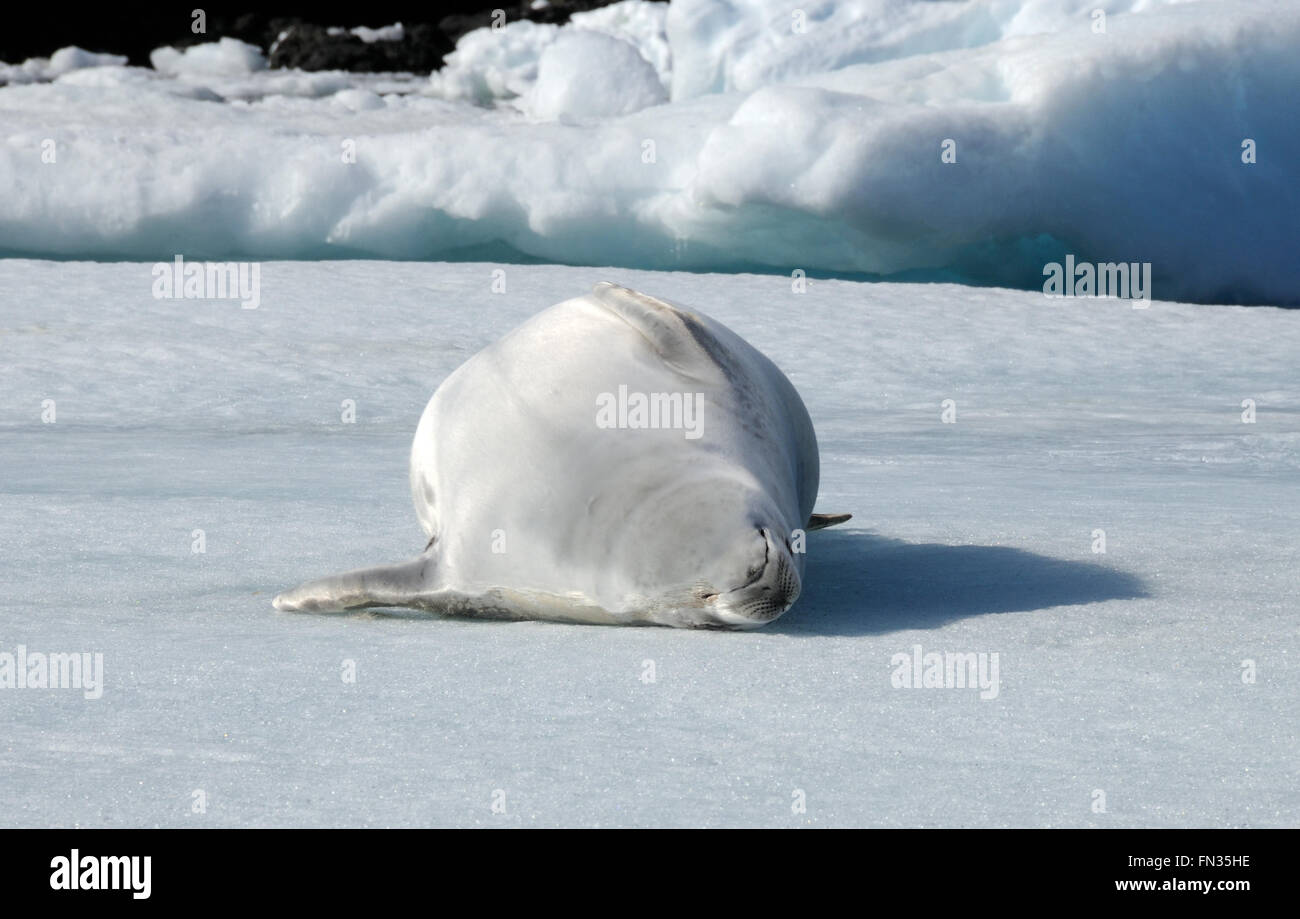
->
[1,260,1296,827]
[1,0,1296,304]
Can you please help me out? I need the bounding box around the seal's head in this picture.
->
[706,524,802,628]
[614,476,803,628]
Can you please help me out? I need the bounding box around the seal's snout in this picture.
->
[713,527,801,628]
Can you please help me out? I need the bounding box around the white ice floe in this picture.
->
[0,0,1295,303]
[427,18,561,105]
[428,0,671,106]
[664,0,1202,100]
[526,29,666,121]
[149,37,268,77]
[0,45,128,84]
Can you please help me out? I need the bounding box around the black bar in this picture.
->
[0,829,1282,904]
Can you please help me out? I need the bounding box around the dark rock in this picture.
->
[1,2,657,75]
[267,22,453,73]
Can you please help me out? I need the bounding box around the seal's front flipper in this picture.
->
[273,553,435,612]
[807,513,852,530]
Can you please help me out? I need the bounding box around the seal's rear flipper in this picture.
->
[273,553,435,612]
[807,513,852,530]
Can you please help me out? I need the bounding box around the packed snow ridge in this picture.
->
[1,0,1296,304]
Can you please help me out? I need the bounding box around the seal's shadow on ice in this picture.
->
[777,530,1149,636]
